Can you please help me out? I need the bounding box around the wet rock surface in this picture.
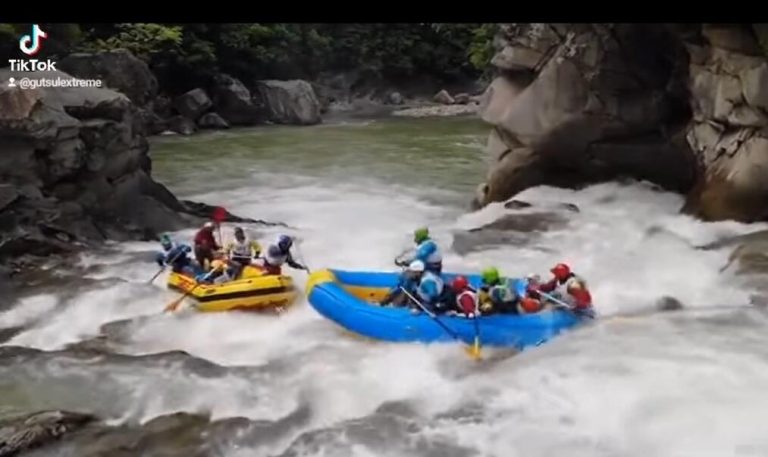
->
[0,344,315,457]
[0,65,292,284]
[0,68,191,278]
[210,73,264,126]
[453,200,573,255]
[58,50,158,107]
[474,24,768,224]
[0,410,95,457]
[707,229,768,277]
[255,80,322,125]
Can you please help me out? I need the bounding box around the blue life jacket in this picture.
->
[417,271,444,305]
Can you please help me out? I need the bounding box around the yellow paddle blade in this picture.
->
[465,338,482,360]
[164,294,186,313]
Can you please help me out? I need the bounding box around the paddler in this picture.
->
[193,221,221,271]
[381,260,424,307]
[224,227,262,279]
[155,233,194,274]
[259,235,307,275]
[448,275,479,317]
[395,227,443,275]
[515,274,545,314]
[414,261,445,312]
[477,267,520,315]
[535,263,595,317]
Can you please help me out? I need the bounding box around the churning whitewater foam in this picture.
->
[5,172,768,456]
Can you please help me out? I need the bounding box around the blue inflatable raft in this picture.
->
[306,269,585,350]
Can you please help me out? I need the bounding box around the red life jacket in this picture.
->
[194,228,218,250]
[456,289,477,315]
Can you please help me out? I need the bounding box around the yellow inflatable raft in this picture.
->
[166,265,297,312]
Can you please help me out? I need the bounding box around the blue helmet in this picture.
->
[277,235,293,251]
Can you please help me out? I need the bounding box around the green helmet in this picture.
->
[414,227,429,243]
[481,267,500,285]
[160,233,172,245]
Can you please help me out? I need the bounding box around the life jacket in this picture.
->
[489,279,518,305]
[264,244,288,266]
[417,271,444,304]
[229,240,256,262]
[456,289,478,315]
[553,274,591,308]
[194,229,217,249]
[416,239,443,270]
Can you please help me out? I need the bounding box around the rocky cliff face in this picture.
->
[475,23,768,223]
[0,68,189,271]
[681,24,768,221]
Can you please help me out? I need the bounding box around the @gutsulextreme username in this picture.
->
[7,76,103,90]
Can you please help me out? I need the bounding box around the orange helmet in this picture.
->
[551,263,571,280]
[451,275,469,291]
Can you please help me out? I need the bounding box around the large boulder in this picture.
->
[474,23,768,223]
[210,73,263,125]
[454,93,471,105]
[682,24,768,222]
[255,80,322,125]
[388,91,404,105]
[57,49,158,106]
[167,115,196,135]
[0,410,95,456]
[434,89,455,105]
[478,24,695,205]
[173,88,212,121]
[197,112,230,129]
[475,24,696,207]
[0,67,188,266]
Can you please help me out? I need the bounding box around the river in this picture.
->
[2,116,768,456]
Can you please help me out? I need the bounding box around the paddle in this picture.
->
[538,290,596,319]
[148,264,167,284]
[163,268,217,313]
[148,249,183,284]
[399,287,481,360]
[460,284,482,359]
[537,290,572,309]
[212,206,227,248]
[293,239,311,274]
[470,301,482,359]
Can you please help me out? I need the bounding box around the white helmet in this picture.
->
[204,221,215,229]
[527,273,541,283]
[407,260,425,272]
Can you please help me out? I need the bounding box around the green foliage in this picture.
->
[0,23,18,37]
[82,23,183,60]
[754,24,768,57]
[1,23,499,94]
[469,24,500,71]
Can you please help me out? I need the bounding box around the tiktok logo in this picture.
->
[19,24,48,56]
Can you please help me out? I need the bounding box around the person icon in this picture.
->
[8,77,16,88]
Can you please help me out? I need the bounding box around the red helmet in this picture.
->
[551,263,571,280]
[452,275,469,291]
